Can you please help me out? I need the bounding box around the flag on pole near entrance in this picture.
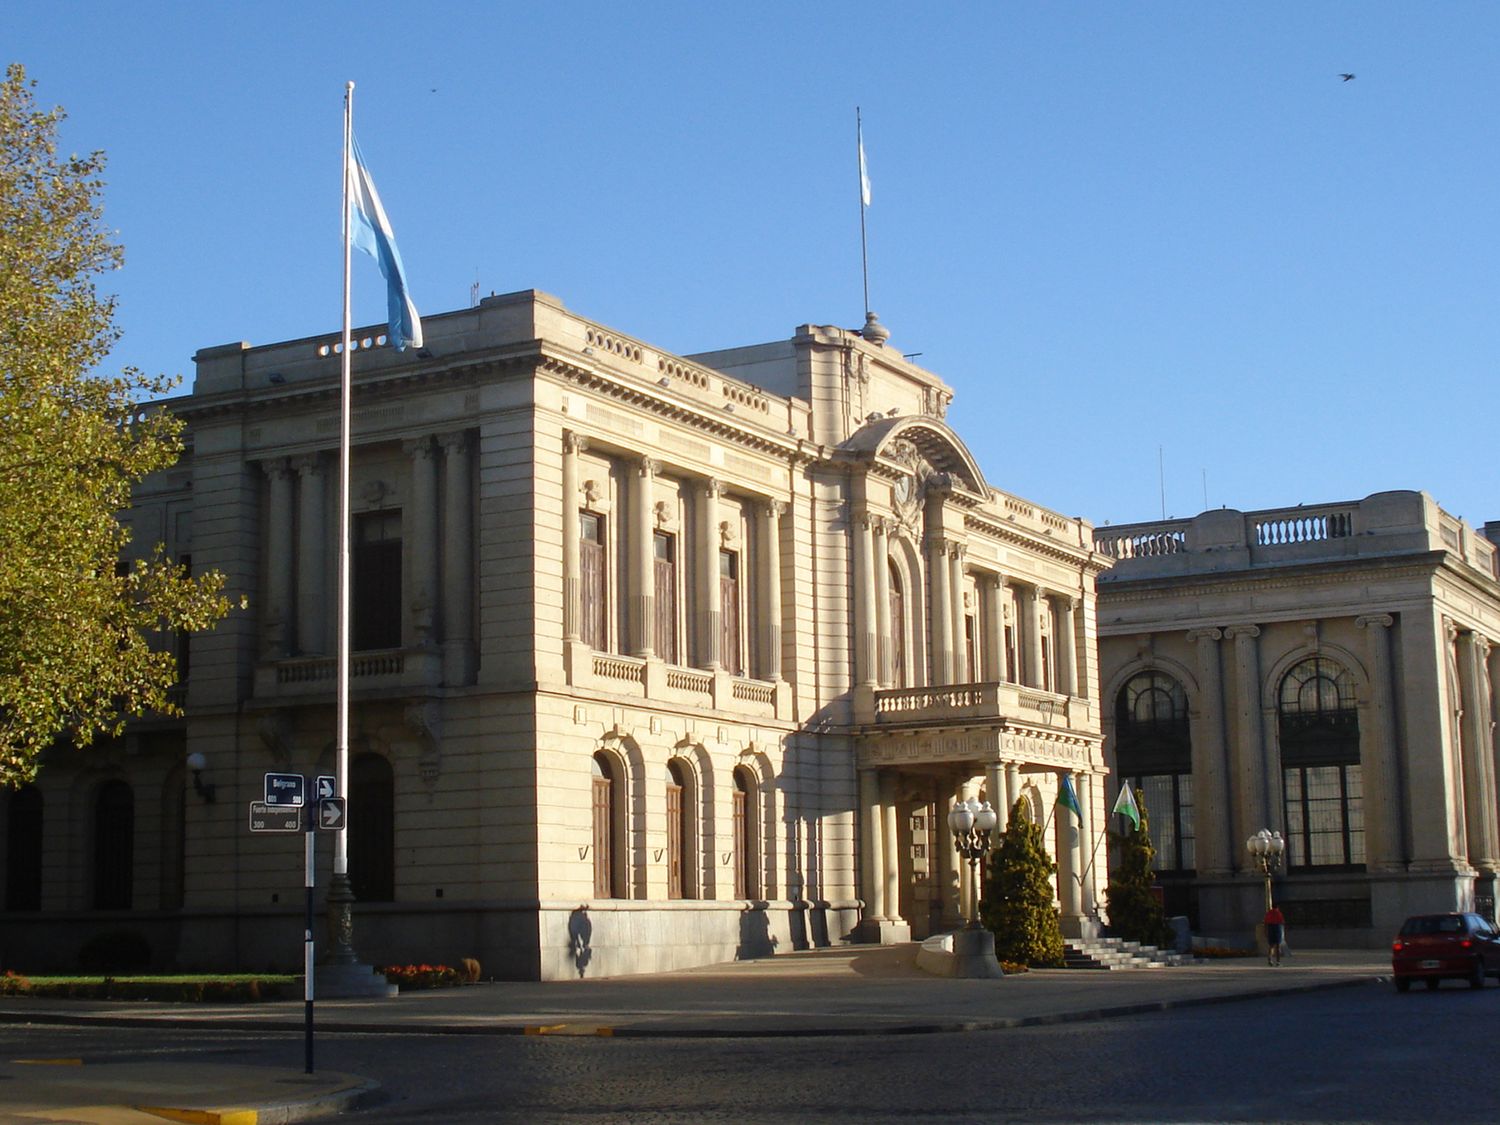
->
[348,136,423,351]
[1056,774,1082,820]
[1113,783,1142,830]
[858,126,872,206]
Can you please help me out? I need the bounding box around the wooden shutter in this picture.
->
[733,787,747,899]
[654,533,677,664]
[592,773,612,898]
[889,576,905,686]
[666,781,683,899]
[720,550,740,676]
[580,513,606,650]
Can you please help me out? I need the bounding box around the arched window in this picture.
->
[93,780,134,910]
[888,560,906,687]
[592,753,625,898]
[666,760,695,899]
[1114,672,1195,872]
[5,785,43,911]
[1279,657,1363,869]
[733,766,760,900]
[351,752,395,902]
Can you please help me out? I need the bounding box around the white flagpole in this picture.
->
[857,106,870,317]
[336,82,354,881]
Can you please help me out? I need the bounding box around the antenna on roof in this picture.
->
[469,274,480,308]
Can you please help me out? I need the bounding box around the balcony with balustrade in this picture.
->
[869,681,1092,734]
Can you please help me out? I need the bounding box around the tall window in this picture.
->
[1114,671,1195,872]
[888,561,906,687]
[1279,657,1363,869]
[354,511,402,650]
[720,549,741,675]
[93,780,134,910]
[653,531,678,664]
[733,766,760,900]
[592,753,622,898]
[5,785,43,911]
[351,752,395,901]
[1040,636,1053,693]
[580,512,608,650]
[666,760,696,899]
[1003,622,1017,684]
[175,553,192,685]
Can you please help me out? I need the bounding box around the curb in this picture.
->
[136,1075,382,1125]
[0,972,1383,1041]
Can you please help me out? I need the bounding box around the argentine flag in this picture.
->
[348,136,423,351]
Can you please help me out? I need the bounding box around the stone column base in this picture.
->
[315,963,398,999]
[852,917,912,945]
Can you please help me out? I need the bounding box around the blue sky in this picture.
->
[11,3,1497,528]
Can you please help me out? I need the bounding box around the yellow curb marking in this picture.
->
[524,1023,615,1037]
[135,1107,259,1125]
[12,1057,84,1065]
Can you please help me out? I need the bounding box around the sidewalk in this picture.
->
[0,945,1390,1122]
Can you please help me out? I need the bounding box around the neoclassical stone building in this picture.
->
[1095,493,1500,946]
[1,291,1111,978]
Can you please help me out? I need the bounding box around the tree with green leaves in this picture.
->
[981,799,1065,967]
[1104,788,1171,946]
[0,64,236,786]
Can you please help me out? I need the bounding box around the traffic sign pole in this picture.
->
[304,826,315,1075]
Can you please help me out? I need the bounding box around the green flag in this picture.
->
[1113,783,1142,830]
[1056,774,1082,820]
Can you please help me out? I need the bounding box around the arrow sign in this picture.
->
[316,775,337,801]
[317,797,347,831]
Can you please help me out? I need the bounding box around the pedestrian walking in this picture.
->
[1264,905,1286,966]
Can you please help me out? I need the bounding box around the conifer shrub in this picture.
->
[981,799,1065,967]
[1104,789,1172,947]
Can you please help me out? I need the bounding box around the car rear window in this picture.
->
[1400,915,1466,936]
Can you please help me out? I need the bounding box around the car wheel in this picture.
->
[1471,960,1485,989]
[1394,977,1410,993]
[1425,977,1440,990]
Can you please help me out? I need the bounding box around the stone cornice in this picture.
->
[1098,554,1450,605]
[963,510,1110,572]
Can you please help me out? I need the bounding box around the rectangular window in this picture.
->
[592,773,613,898]
[720,549,741,675]
[1003,625,1016,683]
[1126,772,1195,873]
[732,787,746,899]
[354,511,402,650]
[666,779,683,899]
[654,531,677,664]
[580,512,607,650]
[1284,764,1364,868]
[1040,636,1053,692]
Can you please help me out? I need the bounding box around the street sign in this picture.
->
[264,772,305,807]
[249,801,301,833]
[317,797,347,831]
[315,775,337,801]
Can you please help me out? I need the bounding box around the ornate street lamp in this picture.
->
[1245,828,1285,911]
[949,797,999,927]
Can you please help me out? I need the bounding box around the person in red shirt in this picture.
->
[1264,906,1286,966]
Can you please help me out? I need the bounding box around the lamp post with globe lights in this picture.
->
[1246,828,1285,911]
[948,797,998,927]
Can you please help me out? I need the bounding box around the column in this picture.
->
[1004,762,1021,825]
[695,479,721,670]
[1057,597,1078,696]
[262,458,294,658]
[873,518,893,685]
[980,574,1004,683]
[881,773,903,923]
[291,454,327,655]
[630,458,655,658]
[405,437,439,647]
[955,777,974,920]
[440,431,474,683]
[935,787,956,928]
[1057,771,1083,930]
[1224,625,1268,831]
[854,509,879,686]
[1186,628,1233,876]
[561,432,584,642]
[1078,771,1098,917]
[1459,632,1499,870]
[757,501,784,680]
[928,535,952,684]
[985,762,1005,836]
[949,545,968,682]
[1019,586,1045,689]
[859,768,886,920]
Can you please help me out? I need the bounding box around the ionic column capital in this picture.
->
[290,452,327,477]
[1356,614,1394,631]
[439,430,472,455]
[1224,624,1261,641]
[262,456,293,481]
[636,456,658,479]
[757,498,787,520]
[562,430,589,456]
[700,477,723,500]
[402,435,437,460]
[1186,627,1224,645]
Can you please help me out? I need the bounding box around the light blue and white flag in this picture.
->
[348,136,423,351]
[858,127,872,207]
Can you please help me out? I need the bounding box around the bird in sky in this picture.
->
[1339,73,1356,81]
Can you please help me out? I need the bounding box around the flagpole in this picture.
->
[329,79,357,965]
[857,106,870,317]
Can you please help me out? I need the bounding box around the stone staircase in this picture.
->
[1063,936,1199,970]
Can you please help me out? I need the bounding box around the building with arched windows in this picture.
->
[1096,494,1500,945]
[0,292,1112,978]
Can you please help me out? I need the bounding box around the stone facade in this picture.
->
[0,292,1110,978]
[1095,493,1500,947]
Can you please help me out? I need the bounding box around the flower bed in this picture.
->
[380,963,463,989]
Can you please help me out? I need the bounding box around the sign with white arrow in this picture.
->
[315,775,337,801]
[317,796,347,831]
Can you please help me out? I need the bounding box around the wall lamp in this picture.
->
[186,751,216,803]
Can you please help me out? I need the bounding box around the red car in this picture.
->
[1391,912,1500,991]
